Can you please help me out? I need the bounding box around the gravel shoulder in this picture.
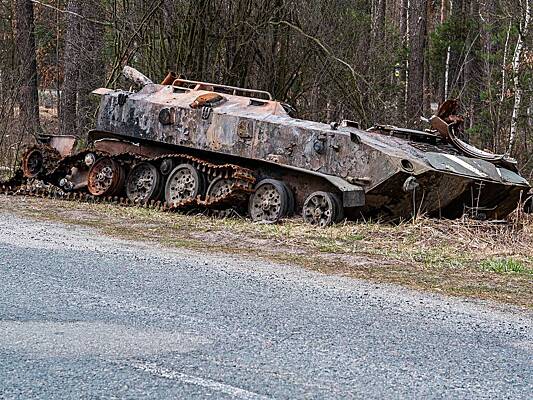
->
[0,195,532,308]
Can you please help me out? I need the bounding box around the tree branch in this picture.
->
[269,20,370,88]
[30,0,112,27]
[104,0,165,88]
[269,19,370,124]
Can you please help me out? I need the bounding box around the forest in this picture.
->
[0,0,532,179]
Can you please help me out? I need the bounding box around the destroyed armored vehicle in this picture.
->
[20,66,532,225]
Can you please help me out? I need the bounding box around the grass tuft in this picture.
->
[480,258,532,275]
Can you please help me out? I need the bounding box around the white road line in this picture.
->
[129,360,273,400]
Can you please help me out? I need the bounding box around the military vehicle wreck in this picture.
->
[18,66,532,225]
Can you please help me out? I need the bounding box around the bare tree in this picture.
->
[60,0,80,136]
[14,0,40,136]
[77,0,105,137]
[60,0,105,140]
[371,0,386,56]
[5,0,533,177]
[507,0,531,154]
[406,0,428,125]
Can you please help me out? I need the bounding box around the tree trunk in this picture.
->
[399,0,408,122]
[60,0,81,136]
[438,0,451,101]
[406,0,428,125]
[60,0,105,140]
[507,0,531,154]
[370,0,386,50]
[77,0,105,139]
[14,0,40,137]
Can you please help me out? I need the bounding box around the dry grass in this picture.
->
[2,195,532,308]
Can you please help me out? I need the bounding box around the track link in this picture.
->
[1,148,256,216]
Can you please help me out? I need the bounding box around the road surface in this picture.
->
[0,213,531,399]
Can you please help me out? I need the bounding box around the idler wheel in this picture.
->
[87,157,125,197]
[302,191,344,227]
[126,162,162,203]
[22,148,44,178]
[248,179,293,223]
[206,177,234,200]
[165,163,205,206]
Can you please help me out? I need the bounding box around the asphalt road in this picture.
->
[0,213,531,399]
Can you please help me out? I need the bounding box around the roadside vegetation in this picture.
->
[2,195,531,309]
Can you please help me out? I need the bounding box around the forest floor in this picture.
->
[2,195,532,309]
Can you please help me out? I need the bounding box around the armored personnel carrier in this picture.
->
[19,66,532,225]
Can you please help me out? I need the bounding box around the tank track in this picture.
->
[0,149,256,215]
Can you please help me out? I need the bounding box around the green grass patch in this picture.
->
[344,233,365,241]
[480,258,533,275]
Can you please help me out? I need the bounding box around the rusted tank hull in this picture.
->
[90,133,360,212]
[92,81,530,221]
[19,66,529,226]
[88,130,525,221]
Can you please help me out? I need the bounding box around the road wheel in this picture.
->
[126,162,162,203]
[87,157,125,197]
[22,148,44,178]
[206,177,235,200]
[165,163,205,206]
[302,191,343,227]
[248,179,293,223]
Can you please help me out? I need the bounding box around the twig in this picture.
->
[269,20,370,88]
[30,0,112,27]
[104,0,165,88]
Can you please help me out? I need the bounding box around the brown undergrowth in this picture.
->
[1,195,531,308]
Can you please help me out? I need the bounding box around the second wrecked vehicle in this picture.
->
[21,66,532,226]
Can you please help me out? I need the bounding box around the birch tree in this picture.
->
[507,0,531,154]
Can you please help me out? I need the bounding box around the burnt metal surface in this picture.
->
[85,66,530,220]
[34,135,77,157]
[14,146,256,213]
[430,100,517,169]
[9,66,531,223]
[21,145,62,179]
